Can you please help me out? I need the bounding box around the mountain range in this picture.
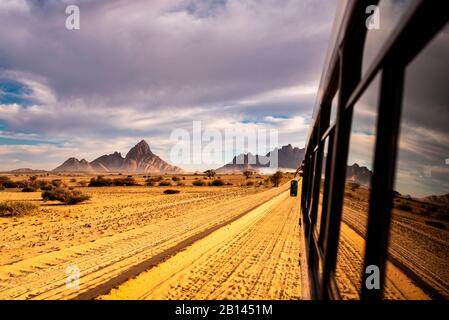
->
[216,144,305,173]
[346,163,372,186]
[53,140,183,173]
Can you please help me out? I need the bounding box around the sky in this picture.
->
[343,0,449,198]
[0,0,337,171]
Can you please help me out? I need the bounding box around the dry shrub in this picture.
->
[51,179,63,188]
[396,201,413,212]
[22,186,37,192]
[145,178,156,186]
[210,179,225,186]
[112,177,138,186]
[89,176,112,186]
[158,181,172,186]
[0,201,37,217]
[270,171,283,187]
[42,188,90,205]
[163,189,180,194]
[192,180,205,186]
[78,180,88,187]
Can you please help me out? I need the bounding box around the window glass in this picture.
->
[309,151,319,219]
[316,137,329,237]
[335,75,380,299]
[363,0,417,74]
[330,90,339,126]
[384,25,449,300]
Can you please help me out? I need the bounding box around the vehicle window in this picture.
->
[316,137,330,237]
[363,0,417,75]
[330,90,339,126]
[335,74,380,299]
[384,25,449,300]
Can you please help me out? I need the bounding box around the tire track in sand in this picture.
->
[100,190,301,300]
[0,185,288,300]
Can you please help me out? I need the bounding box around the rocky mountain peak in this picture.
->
[52,139,183,173]
[125,139,153,161]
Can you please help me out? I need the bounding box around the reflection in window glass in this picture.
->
[335,75,380,300]
[384,25,449,300]
[309,151,319,219]
[330,90,339,125]
[363,0,417,74]
[316,138,329,237]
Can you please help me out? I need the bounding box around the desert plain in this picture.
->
[0,172,448,300]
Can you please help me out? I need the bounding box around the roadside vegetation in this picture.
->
[42,188,91,205]
[270,171,283,187]
[0,201,37,217]
[88,175,138,187]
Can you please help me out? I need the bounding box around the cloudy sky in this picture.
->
[0,0,337,171]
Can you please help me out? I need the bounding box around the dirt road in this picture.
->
[0,185,293,300]
[335,197,449,299]
[101,189,301,300]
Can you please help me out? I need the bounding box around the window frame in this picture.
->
[301,0,449,300]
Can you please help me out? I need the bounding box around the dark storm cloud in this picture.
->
[0,0,337,170]
[0,0,334,106]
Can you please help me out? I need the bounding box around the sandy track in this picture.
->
[335,222,428,300]
[100,190,301,300]
[0,185,288,300]
[336,197,449,299]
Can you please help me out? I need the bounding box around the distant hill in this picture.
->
[53,158,93,172]
[7,168,48,174]
[53,140,183,173]
[90,152,124,172]
[423,193,449,207]
[346,163,372,186]
[216,144,305,173]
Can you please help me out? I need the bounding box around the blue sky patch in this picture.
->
[0,136,59,146]
[0,79,33,107]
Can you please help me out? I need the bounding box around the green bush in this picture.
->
[0,201,37,217]
[163,189,180,194]
[42,188,90,205]
[192,180,205,186]
[158,181,172,186]
[172,176,180,182]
